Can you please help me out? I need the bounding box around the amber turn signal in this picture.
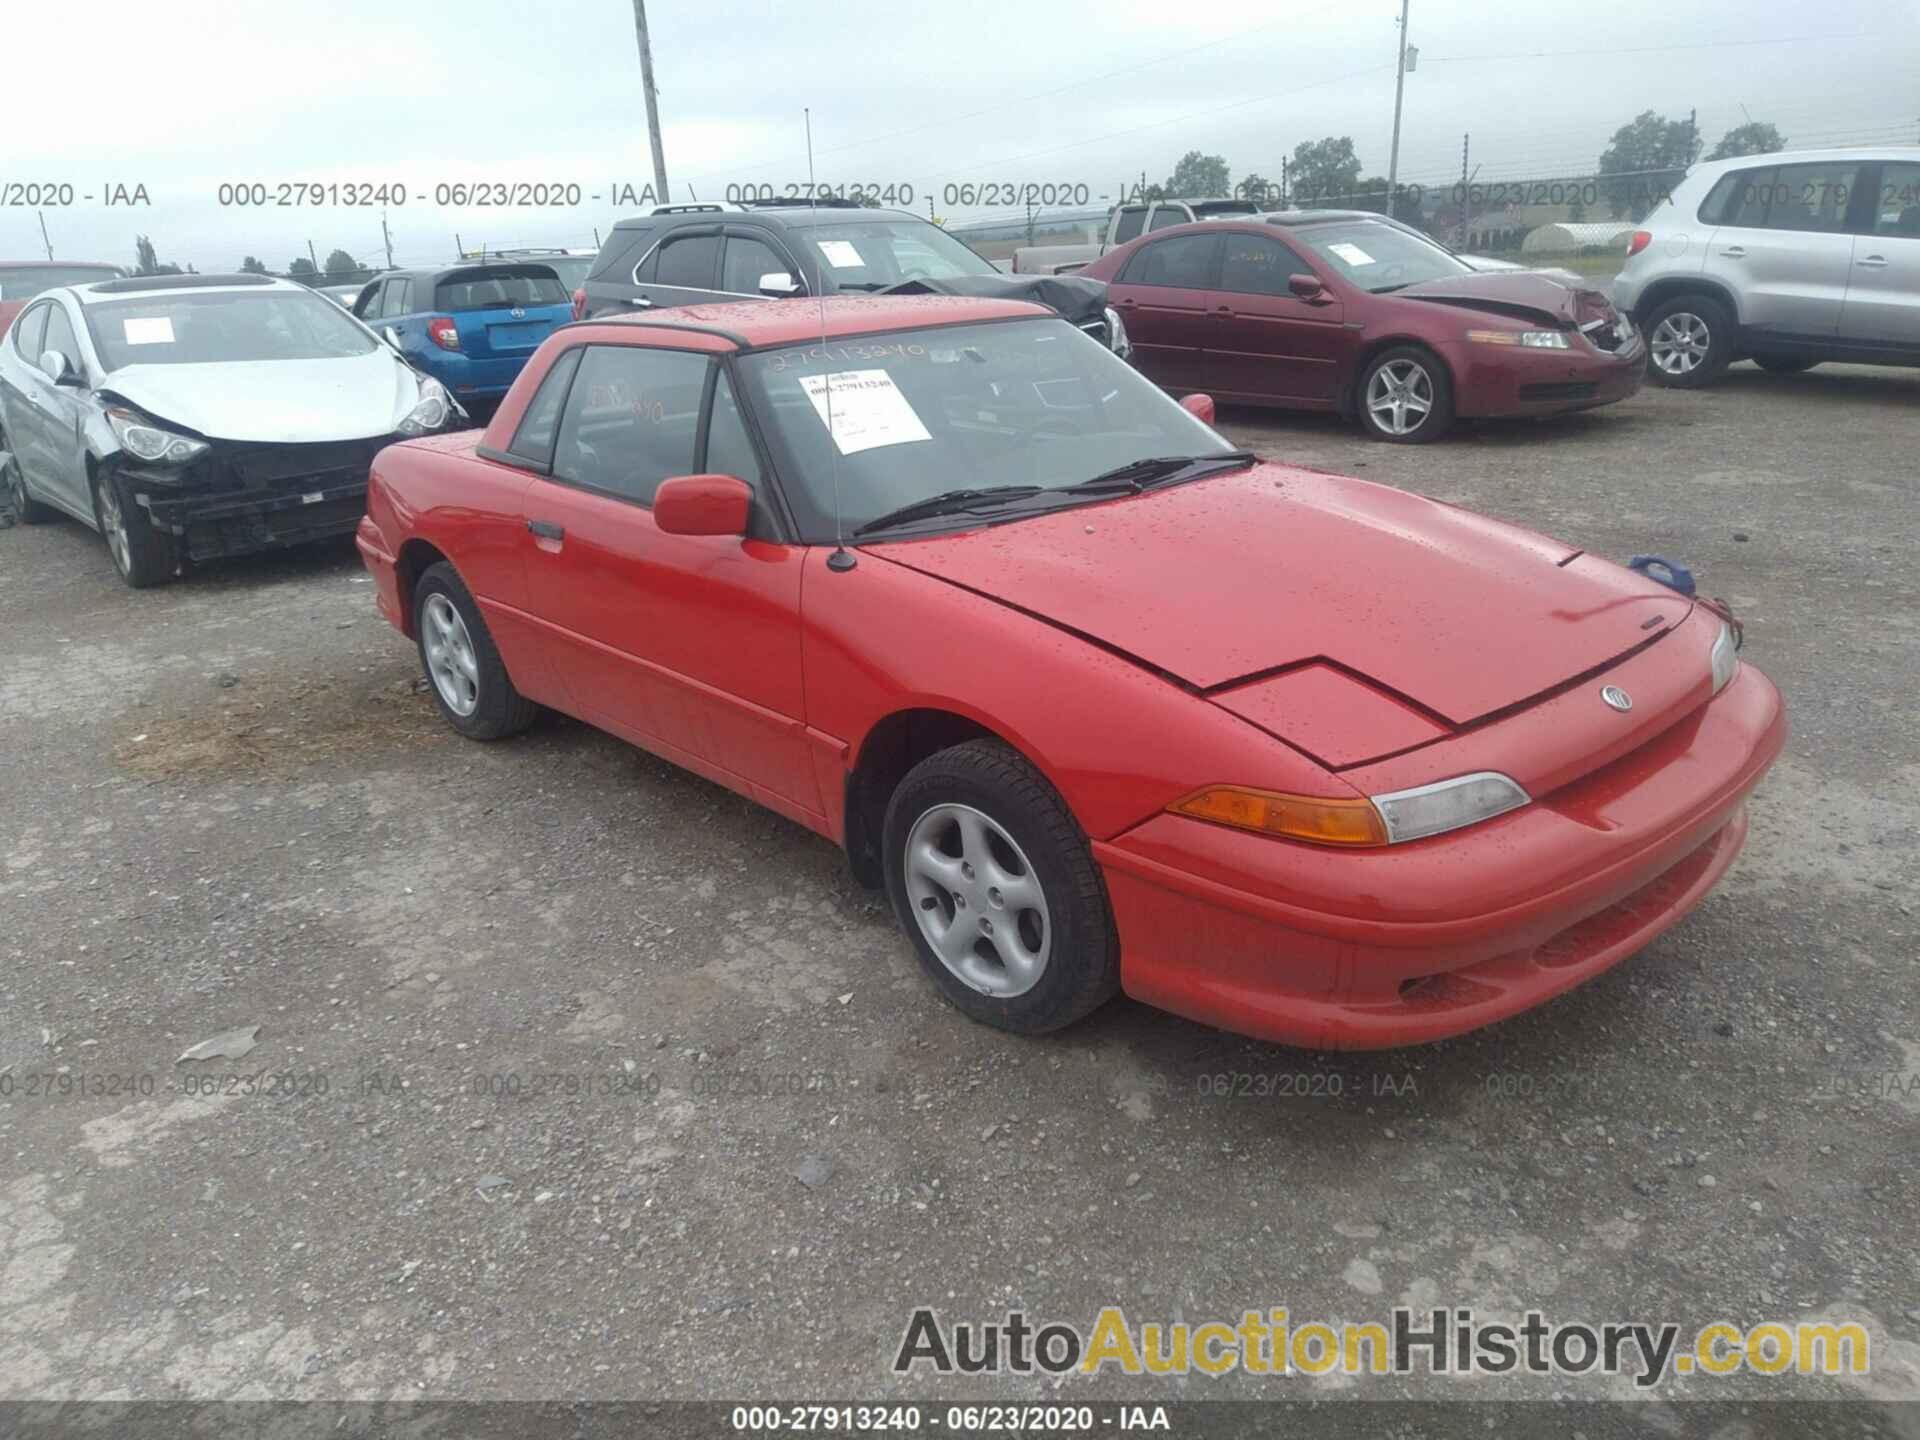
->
[1168,785,1389,847]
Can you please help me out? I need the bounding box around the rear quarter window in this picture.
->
[592,229,654,283]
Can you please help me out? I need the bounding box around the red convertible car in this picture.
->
[357,295,1782,1049]
[1079,211,1645,442]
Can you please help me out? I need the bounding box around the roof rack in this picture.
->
[737,195,869,210]
[650,202,733,215]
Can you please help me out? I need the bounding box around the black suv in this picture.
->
[577,199,1128,355]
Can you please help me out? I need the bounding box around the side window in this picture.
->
[1219,234,1308,296]
[42,305,82,370]
[1124,233,1219,288]
[721,234,790,295]
[551,346,707,506]
[1110,207,1147,245]
[352,281,382,318]
[381,280,415,318]
[1871,162,1920,237]
[1765,163,1860,233]
[1146,205,1192,232]
[701,369,763,489]
[654,234,721,290]
[12,302,49,361]
[506,346,584,467]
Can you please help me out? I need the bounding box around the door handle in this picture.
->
[1214,305,1232,314]
[1720,246,1747,258]
[1856,255,1889,268]
[526,519,564,541]
[626,296,653,308]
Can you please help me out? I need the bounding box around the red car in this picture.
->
[1080,210,1645,442]
[357,295,1782,1049]
[0,261,123,337]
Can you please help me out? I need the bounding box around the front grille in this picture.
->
[1519,382,1599,401]
[220,436,393,493]
[184,493,367,560]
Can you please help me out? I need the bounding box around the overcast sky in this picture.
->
[5,0,1916,273]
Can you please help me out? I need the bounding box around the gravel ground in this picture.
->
[1,359,1916,1429]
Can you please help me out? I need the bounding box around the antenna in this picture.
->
[809,106,856,574]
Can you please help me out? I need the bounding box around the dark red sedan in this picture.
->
[1080,211,1644,442]
[358,295,1781,1049]
[0,261,123,338]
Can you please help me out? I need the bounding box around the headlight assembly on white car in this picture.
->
[1710,619,1740,694]
[396,378,453,437]
[1466,328,1571,350]
[106,408,208,467]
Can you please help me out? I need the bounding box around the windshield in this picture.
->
[737,317,1236,540]
[84,289,380,370]
[0,265,120,300]
[803,221,997,290]
[1292,220,1472,293]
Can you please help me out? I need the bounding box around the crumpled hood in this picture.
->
[1394,269,1611,327]
[99,349,424,443]
[882,272,1109,327]
[867,463,1686,728]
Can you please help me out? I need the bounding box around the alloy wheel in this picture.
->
[1365,359,1433,436]
[1650,312,1710,376]
[421,593,481,717]
[96,484,132,576]
[903,802,1052,998]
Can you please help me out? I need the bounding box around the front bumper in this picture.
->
[1094,664,1785,1050]
[1442,331,1646,418]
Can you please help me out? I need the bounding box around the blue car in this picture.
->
[349,262,571,405]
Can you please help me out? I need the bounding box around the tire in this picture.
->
[93,472,176,588]
[3,443,56,525]
[1645,293,1733,388]
[1753,354,1818,375]
[1357,345,1455,443]
[882,739,1119,1035]
[413,561,538,740]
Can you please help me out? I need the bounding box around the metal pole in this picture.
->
[37,210,53,261]
[381,211,394,270]
[1386,0,1410,206]
[632,0,672,204]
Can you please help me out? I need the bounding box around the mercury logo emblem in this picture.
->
[1601,685,1633,712]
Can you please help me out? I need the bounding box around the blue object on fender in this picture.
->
[1628,555,1696,596]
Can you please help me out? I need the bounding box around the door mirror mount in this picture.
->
[1288,272,1326,301]
[654,474,753,537]
[1179,393,1217,426]
[381,326,405,352]
[758,272,802,298]
[38,350,73,385]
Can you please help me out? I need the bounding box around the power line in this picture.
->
[1421,30,1887,63]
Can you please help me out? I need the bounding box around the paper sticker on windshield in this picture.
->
[798,369,931,455]
[1327,242,1374,266]
[816,240,865,269]
[123,317,175,345]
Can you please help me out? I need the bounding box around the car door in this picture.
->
[1839,160,1920,346]
[517,341,819,818]
[720,228,804,298]
[1205,230,1347,404]
[1108,232,1222,392]
[1,300,52,490]
[32,301,96,516]
[635,228,725,311]
[1703,160,1861,339]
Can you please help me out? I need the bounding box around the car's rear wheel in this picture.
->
[1645,294,1733,387]
[1753,354,1818,375]
[882,739,1119,1034]
[93,474,176,588]
[413,561,538,740]
[1358,346,1454,443]
[3,442,55,525]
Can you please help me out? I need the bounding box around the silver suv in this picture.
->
[1612,146,1920,386]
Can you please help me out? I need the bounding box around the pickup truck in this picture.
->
[1011,197,1262,275]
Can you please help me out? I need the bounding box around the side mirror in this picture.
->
[381,325,405,351]
[1179,393,1217,426]
[654,473,752,537]
[1288,273,1326,301]
[758,272,802,298]
[39,350,76,386]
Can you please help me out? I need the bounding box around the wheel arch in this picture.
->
[394,537,452,638]
[1343,334,1451,419]
[1630,276,1741,329]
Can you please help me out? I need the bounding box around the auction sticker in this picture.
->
[816,240,866,269]
[1327,242,1375,266]
[123,317,175,344]
[798,370,931,455]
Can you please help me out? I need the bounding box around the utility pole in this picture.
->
[307,239,319,273]
[36,210,53,261]
[1386,0,1411,207]
[1461,133,1469,185]
[631,0,671,205]
[380,210,394,270]
[1686,107,1698,162]
[1281,157,1290,208]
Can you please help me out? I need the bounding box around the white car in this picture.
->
[0,273,458,587]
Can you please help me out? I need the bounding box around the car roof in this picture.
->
[568,294,1047,349]
[72,273,306,303]
[610,205,922,233]
[375,261,565,284]
[1688,144,1920,174]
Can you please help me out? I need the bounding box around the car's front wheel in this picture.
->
[1358,346,1455,443]
[3,443,56,525]
[413,561,539,740]
[882,739,1119,1034]
[93,474,176,588]
[1645,294,1733,387]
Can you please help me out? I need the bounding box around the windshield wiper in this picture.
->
[852,486,1045,537]
[1060,451,1257,495]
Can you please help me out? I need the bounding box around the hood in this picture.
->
[882,272,1109,326]
[867,464,1685,731]
[1395,269,1613,328]
[99,348,424,444]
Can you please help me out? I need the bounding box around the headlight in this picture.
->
[396,378,452,437]
[1370,772,1531,844]
[1104,305,1131,359]
[106,408,207,466]
[1710,620,1740,695]
[1466,329,1571,349]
